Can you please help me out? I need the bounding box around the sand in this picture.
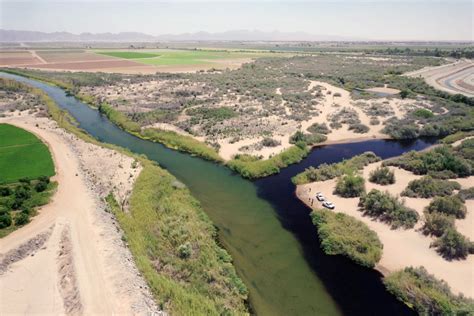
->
[0,112,163,315]
[296,160,474,297]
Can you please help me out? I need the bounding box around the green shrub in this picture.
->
[422,211,455,237]
[358,189,419,229]
[290,131,327,146]
[348,123,369,134]
[458,187,474,200]
[0,187,12,196]
[0,213,12,229]
[334,173,365,197]
[426,196,466,219]
[432,228,472,260]
[369,166,395,185]
[293,152,380,185]
[401,176,461,198]
[14,212,29,226]
[384,146,472,177]
[384,267,474,315]
[311,209,382,268]
[261,137,281,147]
[35,180,48,193]
[412,108,434,119]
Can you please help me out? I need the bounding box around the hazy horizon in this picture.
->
[1,0,473,41]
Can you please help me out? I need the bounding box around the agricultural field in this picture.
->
[0,48,282,73]
[0,123,55,183]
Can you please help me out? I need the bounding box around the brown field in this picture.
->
[36,50,117,63]
[0,51,42,66]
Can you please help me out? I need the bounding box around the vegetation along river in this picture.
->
[2,72,436,315]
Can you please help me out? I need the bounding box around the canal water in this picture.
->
[2,72,433,315]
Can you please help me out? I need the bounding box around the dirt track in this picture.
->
[0,114,161,315]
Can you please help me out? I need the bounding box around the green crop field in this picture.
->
[98,51,161,59]
[97,49,279,66]
[0,124,55,183]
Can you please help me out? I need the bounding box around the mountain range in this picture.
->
[0,29,363,42]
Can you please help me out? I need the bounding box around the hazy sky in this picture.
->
[1,0,472,41]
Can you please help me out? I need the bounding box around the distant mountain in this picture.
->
[0,29,364,42]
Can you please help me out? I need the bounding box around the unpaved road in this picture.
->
[0,116,160,315]
[406,59,474,97]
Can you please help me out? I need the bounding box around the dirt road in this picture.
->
[0,115,160,315]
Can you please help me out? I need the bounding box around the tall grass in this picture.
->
[107,163,248,315]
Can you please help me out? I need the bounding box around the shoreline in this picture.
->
[295,154,474,298]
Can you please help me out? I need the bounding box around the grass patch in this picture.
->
[228,145,309,179]
[0,124,55,184]
[384,267,474,315]
[311,208,382,268]
[106,162,248,315]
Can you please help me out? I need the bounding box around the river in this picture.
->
[2,72,435,315]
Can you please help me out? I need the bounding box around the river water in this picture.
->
[2,72,434,315]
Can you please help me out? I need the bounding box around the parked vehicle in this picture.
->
[316,192,325,201]
[322,201,335,209]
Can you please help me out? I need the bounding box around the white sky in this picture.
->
[1,0,473,41]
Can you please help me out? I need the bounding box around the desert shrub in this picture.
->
[401,176,460,198]
[358,189,419,229]
[334,173,365,197]
[290,131,327,146]
[384,266,474,315]
[348,123,369,134]
[0,213,12,229]
[432,228,472,260]
[426,196,466,219]
[382,122,419,139]
[311,209,382,268]
[307,123,330,134]
[412,108,434,119]
[369,117,380,125]
[458,187,474,200]
[177,242,192,259]
[293,152,380,184]
[422,211,455,237]
[187,107,237,121]
[369,166,395,185]
[383,146,472,177]
[261,137,281,147]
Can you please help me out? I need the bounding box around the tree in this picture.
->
[400,90,409,99]
[0,213,12,229]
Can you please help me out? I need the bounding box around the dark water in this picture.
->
[2,72,434,315]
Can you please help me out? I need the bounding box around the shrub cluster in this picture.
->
[384,266,474,315]
[0,176,55,236]
[422,211,454,237]
[311,209,383,268]
[290,130,327,146]
[383,145,472,178]
[334,173,365,197]
[358,189,419,229]
[401,176,461,198]
[458,187,474,200]
[426,196,466,219]
[369,166,395,185]
[307,123,330,135]
[432,228,474,260]
[292,152,380,185]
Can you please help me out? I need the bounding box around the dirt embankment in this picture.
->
[0,112,163,315]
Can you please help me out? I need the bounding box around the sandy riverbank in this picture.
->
[296,160,474,298]
[0,112,162,315]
